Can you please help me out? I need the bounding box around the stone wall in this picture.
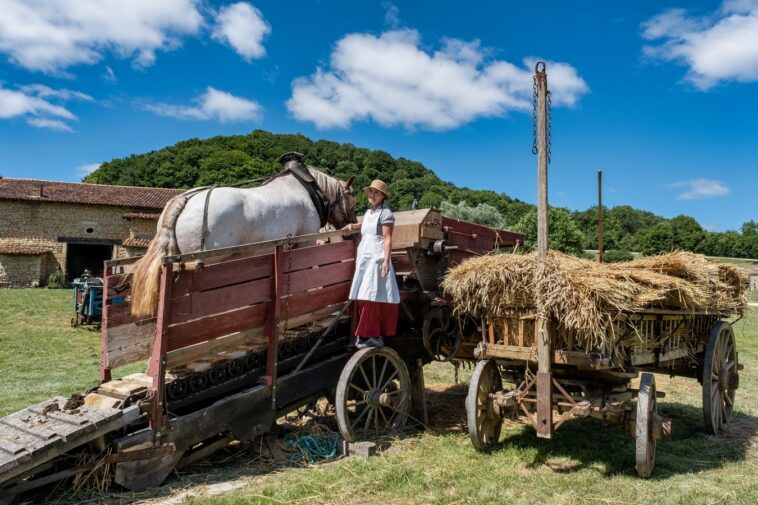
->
[0,254,46,287]
[0,200,158,286]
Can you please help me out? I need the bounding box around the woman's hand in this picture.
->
[341,223,354,233]
[381,260,389,277]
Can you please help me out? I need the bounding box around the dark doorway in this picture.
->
[65,243,112,283]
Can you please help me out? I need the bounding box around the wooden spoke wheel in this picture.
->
[335,347,411,442]
[422,305,462,362]
[635,372,657,478]
[466,359,503,451]
[702,321,738,434]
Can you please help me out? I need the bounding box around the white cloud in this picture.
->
[0,0,203,74]
[642,1,758,89]
[19,84,93,102]
[103,66,117,83]
[145,87,262,123]
[77,162,101,176]
[382,2,400,28]
[669,178,731,199]
[27,117,74,132]
[0,83,93,130]
[211,2,270,61]
[286,30,588,130]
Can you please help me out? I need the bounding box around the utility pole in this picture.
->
[534,62,553,439]
[598,169,603,263]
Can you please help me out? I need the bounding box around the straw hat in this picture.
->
[364,179,390,198]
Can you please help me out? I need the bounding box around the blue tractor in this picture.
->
[71,276,103,328]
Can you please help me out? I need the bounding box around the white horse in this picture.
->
[129,153,357,317]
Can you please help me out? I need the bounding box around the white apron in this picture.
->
[348,208,400,303]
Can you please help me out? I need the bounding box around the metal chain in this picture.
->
[282,234,294,336]
[531,74,538,155]
[531,69,552,165]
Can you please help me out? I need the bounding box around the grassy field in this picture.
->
[1,289,757,504]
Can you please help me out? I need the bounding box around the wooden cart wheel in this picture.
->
[335,347,411,442]
[466,359,503,451]
[702,321,738,434]
[635,372,657,478]
[422,305,462,362]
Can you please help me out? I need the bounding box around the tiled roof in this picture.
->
[123,212,161,220]
[0,178,183,209]
[123,238,152,248]
[0,244,53,255]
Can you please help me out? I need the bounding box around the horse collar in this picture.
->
[279,164,329,227]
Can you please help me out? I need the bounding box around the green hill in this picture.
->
[84,129,758,259]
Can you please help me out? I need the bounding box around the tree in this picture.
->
[641,223,673,255]
[669,215,705,252]
[513,207,585,255]
[440,200,508,229]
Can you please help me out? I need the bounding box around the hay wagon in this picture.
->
[0,209,521,501]
[442,253,746,477]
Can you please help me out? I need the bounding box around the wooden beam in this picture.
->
[534,61,553,439]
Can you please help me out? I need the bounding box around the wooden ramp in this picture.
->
[0,396,140,488]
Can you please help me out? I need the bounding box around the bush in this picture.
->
[602,249,634,263]
[47,269,64,289]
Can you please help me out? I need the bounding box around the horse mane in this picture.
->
[306,166,341,203]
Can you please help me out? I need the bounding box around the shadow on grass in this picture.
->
[423,382,758,479]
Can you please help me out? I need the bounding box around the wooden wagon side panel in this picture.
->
[102,262,156,371]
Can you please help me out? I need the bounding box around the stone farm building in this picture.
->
[0,178,182,287]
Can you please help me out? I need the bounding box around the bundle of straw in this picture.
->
[441,251,747,348]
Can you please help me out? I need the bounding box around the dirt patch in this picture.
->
[64,393,85,411]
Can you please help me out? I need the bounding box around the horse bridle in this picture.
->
[333,182,357,228]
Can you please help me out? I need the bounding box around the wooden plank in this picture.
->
[282,281,350,320]
[282,240,354,273]
[170,276,271,324]
[105,300,140,327]
[283,259,354,295]
[105,321,155,368]
[0,437,27,456]
[166,302,269,352]
[164,228,355,265]
[172,253,273,294]
[166,327,265,369]
[0,418,58,441]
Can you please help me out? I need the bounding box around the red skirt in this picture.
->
[355,301,399,338]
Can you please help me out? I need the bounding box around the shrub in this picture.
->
[602,249,634,263]
[47,269,64,289]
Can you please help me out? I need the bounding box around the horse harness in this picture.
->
[193,162,330,252]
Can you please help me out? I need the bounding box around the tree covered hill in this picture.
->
[84,129,758,259]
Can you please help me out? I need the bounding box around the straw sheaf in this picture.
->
[441,250,748,348]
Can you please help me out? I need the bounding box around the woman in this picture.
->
[343,179,399,348]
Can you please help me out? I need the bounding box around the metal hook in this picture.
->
[535,61,546,73]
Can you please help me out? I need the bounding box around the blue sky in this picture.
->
[0,0,755,231]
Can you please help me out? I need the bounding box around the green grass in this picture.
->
[1,290,757,504]
[0,289,143,416]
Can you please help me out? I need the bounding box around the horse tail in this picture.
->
[130,194,189,318]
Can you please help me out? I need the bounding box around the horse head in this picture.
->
[329,175,357,230]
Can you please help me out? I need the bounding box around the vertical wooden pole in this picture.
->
[598,169,604,264]
[263,245,282,410]
[150,262,173,431]
[534,62,553,439]
[99,262,112,384]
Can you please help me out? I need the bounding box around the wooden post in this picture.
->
[534,61,553,439]
[149,263,173,431]
[598,169,603,263]
[99,262,111,384]
[263,245,282,411]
